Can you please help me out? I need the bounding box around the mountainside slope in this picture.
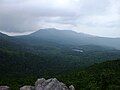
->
[0,58,120,90]
[1,29,120,78]
[58,60,120,90]
[0,29,120,89]
[15,28,120,49]
[1,30,120,78]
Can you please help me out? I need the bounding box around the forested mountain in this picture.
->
[0,28,120,89]
[0,57,120,90]
[58,60,120,90]
[14,28,120,49]
[1,28,120,51]
[1,28,120,75]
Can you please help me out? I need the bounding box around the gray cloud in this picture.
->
[0,0,120,37]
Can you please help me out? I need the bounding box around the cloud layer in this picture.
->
[0,0,120,37]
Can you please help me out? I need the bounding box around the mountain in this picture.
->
[1,28,120,76]
[0,29,120,89]
[15,28,120,49]
[1,29,120,66]
[1,29,120,75]
[0,32,8,38]
[28,28,91,45]
[0,32,16,48]
[0,33,10,42]
[88,37,120,50]
[1,28,120,50]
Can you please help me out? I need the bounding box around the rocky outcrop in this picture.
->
[21,78,75,90]
[0,86,10,90]
[35,78,70,90]
[0,78,75,90]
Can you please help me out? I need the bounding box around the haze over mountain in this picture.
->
[12,28,120,50]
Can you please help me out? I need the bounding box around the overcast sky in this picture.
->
[0,0,120,37]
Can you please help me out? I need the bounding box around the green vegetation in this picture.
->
[57,60,120,90]
[0,31,120,89]
[0,59,120,90]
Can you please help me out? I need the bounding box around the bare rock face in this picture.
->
[0,78,75,90]
[35,78,75,90]
[1,78,75,90]
[20,78,75,90]
[20,86,35,90]
[0,86,10,90]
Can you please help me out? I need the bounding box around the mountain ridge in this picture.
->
[1,28,120,49]
[18,28,120,49]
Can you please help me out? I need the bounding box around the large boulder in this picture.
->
[0,86,10,90]
[1,79,75,90]
[35,78,75,90]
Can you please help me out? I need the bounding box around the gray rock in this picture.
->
[35,78,74,90]
[69,85,75,90]
[1,78,75,90]
[20,86,35,90]
[35,78,46,86]
[0,86,10,90]
[35,78,46,90]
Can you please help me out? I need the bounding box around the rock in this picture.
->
[0,86,10,90]
[1,78,75,90]
[35,78,74,90]
[35,78,46,87]
[35,78,46,90]
[20,86,35,90]
[69,85,75,90]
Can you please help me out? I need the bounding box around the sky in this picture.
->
[0,0,120,37]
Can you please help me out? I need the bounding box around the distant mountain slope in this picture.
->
[0,32,17,49]
[1,29,120,75]
[1,32,120,79]
[28,28,92,45]
[15,28,120,49]
[1,28,119,51]
[0,32,11,44]
[0,32,9,38]
[1,29,117,55]
[88,37,120,50]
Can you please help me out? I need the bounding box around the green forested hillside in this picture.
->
[57,60,120,90]
[0,57,120,90]
[1,46,120,89]
[1,45,120,77]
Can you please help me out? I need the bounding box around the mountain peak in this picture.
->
[30,28,78,36]
[37,28,76,32]
[42,28,58,30]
